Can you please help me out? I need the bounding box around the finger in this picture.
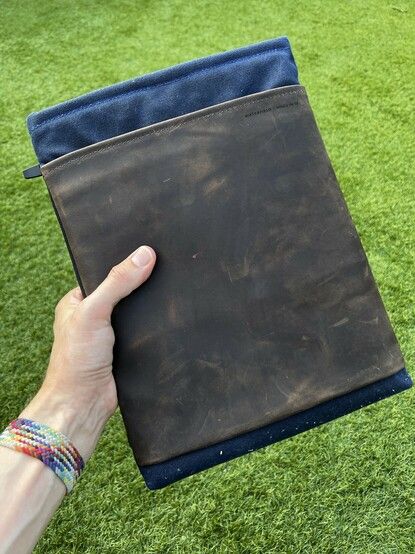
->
[81,246,156,321]
[54,287,84,329]
[72,287,84,302]
[55,286,84,315]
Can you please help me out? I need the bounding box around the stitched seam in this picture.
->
[31,44,292,131]
[44,88,305,178]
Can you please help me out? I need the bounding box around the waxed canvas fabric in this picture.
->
[25,38,411,490]
[27,37,299,165]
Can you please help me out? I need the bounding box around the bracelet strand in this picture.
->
[0,418,84,493]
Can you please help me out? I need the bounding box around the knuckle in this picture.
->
[109,262,130,284]
[73,300,90,322]
[52,319,60,335]
[54,298,65,316]
[68,306,91,332]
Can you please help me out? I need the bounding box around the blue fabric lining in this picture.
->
[27,37,299,165]
[140,368,412,490]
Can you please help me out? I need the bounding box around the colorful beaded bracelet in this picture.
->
[0,418,84,493]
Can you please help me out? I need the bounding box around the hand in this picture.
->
[20,245,156,460]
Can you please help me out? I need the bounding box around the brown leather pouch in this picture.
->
[30,85,410,489]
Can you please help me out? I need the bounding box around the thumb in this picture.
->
[81,245,156,321]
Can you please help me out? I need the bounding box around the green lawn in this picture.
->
[1,1,414,552]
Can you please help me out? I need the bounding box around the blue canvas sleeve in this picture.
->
[27,36,299,165]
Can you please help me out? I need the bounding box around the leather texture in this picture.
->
[41,85,405,467]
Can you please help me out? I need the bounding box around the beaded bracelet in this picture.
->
[0,418,84,493]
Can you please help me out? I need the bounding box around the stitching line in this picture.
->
[31,45,292,131]
[44,88,305,177]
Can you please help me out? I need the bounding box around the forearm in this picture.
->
[0,446,64,554]
[0,386,107,554]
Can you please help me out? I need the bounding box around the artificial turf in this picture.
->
[1,1,414,552]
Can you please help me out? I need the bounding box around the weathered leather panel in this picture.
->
[42,85,405,465]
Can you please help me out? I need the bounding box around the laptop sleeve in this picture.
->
[23,38,411,490]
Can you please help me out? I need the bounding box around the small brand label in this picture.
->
[244,100,299,118]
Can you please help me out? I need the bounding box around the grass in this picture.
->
[1,1,414,552]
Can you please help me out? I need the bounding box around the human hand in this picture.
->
[20,245,156,460]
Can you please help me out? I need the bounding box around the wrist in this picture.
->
[19,385,110,461]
